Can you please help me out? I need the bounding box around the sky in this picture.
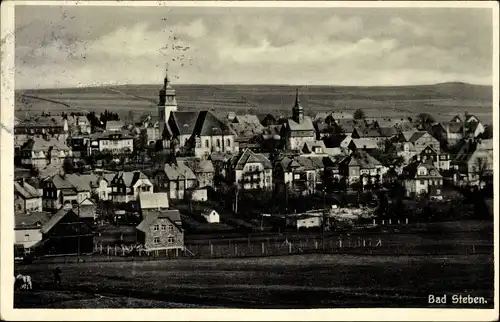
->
[14,5,494,89]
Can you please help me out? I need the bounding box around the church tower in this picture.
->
[292,88,304,124]
[158,65,178,124]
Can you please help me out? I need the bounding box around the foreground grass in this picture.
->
[15,253,494,308]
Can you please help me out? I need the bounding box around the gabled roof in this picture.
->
[163,163,197,181]
[169,111,199,136]
[408,131,431,143]
[66,174,92,192]
[443,122,464,134]
[113,171,150,187]
[345,150,382,168]
[351,138,379,150]
[287,116,315,132]
[464,114,480,123]
[354,127,381,138]
[14,181,41,199]
[450,115,463,123]
[41,208,77,234]
[403,161,442,179]
[302,140,327,154]
[179,159,215,173]
[49,174,77,190]
[328,111,354,121]
[139,192,170,210]
[379,127,398,137]
[201,209,218,217]
[296,156,325,170]
[232,148,272,170]
[21,137,70,152]
[78,198,97,218]
[136,209,182,232]
[193,111,234,136]
[15,212,51,230]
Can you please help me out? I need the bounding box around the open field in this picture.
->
[14,221,494,308]
[15,82,493,122]
[15,253,494,308]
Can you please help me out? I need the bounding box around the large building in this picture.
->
[281,90,316,150]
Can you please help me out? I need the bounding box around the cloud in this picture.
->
[14,7,493,89]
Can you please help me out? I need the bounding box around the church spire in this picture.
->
[292,88,304,123]
[163,63,171,89]
[294,88,300,107]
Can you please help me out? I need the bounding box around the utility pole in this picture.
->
[322,187,326,251]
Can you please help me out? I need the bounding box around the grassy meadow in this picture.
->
[15,82,493,122]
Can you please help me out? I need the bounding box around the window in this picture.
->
[168,236,174,244]
[153,237,160,244]
[24,234,29,242]
[205,140,209,148]
[226,139,231,147]
[216,139,221,147]
[161,224,166,231]
[168,224,173,232]
[420,180,425,185]
[153,224,159,231]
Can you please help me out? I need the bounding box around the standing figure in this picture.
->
[53,267,62,289]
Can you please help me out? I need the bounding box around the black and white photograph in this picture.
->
[0,1,498,320]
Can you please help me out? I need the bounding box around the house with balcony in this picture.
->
[20,137,72,170]
[228,148,273,190]
[109,171,154,203]
[89,131,134,155]
[401,162,443,198]
[339,150,386,189]
[275,155,326,194]
[412,145,451,171]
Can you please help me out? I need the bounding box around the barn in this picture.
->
[40,208,94,255]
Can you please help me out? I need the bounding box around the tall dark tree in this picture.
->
[353,109,366,120]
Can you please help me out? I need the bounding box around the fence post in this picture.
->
[363,239,366,247]
[210,243,214,257]
[100,244,103,254]
[261,242,265,255]
[406,218,408,224]
[315,240,318,249]
[339,239,342,248]
[382,219,385,225]
[122,246,125,257]
[373,218,376,226]
[389,218,392,225]
[107,246,110,256]
[289,242,292,253]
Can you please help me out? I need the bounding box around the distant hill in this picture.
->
[14,82,493,122]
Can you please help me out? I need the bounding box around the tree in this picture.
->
[353,109,366,120]
[416,113,435,130]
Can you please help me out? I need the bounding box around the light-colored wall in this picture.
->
[15,228,43,248]
[296,216,322,229]
[143,217,184,250]
[98,138,134,153]
[288,136,315,151]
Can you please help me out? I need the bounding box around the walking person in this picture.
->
[53,267,62,289]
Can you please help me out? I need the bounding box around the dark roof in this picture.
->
[409,131,430,142]
[232,148,272,170]
[14,181,41,199]
[15,212,51,230]
[354,127,381,138]
[169,111,199,136]
[379,127,398,137]
[136,209,183,232]
[402,161,442,179]
[41,208,76,234]
[443,122,464,134]
[344,150,382,168]
[193,111,234,136]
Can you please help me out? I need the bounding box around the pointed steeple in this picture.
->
[294,88,300,107]
[292,88,304,124]
[163,63,171,89]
